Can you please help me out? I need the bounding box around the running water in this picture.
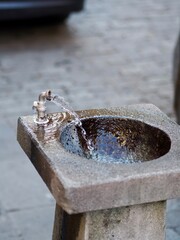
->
[51,94,93,153]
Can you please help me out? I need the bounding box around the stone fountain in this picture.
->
[17,91,180,240]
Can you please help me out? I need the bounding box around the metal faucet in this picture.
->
[33,90,52,124]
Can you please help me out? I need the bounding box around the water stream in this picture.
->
[51,94,93,153]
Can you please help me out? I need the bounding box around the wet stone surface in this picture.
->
[60,117,171,163]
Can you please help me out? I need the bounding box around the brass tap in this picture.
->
[33,90,52,125]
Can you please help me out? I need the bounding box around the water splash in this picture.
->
[51,94,93,152]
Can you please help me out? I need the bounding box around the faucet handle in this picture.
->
[33,100,46,113]
[33,101,39,109]
[33,100,48,124]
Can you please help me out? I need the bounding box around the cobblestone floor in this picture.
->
[0,0,180,239]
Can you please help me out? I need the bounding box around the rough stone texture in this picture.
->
[86,201,166,240]
[0,0,180,239]
[17,104,180,214]
[52,202,166,240]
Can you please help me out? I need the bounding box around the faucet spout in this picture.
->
[38,90,52,102]
[33,90,52,125]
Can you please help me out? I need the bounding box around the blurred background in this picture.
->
[0,0,180,239]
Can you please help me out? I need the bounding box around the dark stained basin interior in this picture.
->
[60,117,171,164]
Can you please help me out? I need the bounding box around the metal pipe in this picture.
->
[33,90,52,125]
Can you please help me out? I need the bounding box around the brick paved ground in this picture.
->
[0,0,180,239]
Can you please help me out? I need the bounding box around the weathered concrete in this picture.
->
[17,104,180,214]
[17,103,180,239]
[53,202,166,240]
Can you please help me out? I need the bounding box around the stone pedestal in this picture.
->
[17,104,180,240]
[53,202,166,240]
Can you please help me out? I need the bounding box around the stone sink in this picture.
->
[17,104,180,215]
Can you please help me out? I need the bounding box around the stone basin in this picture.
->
[60,117,171,164]
[17,104,180,214]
